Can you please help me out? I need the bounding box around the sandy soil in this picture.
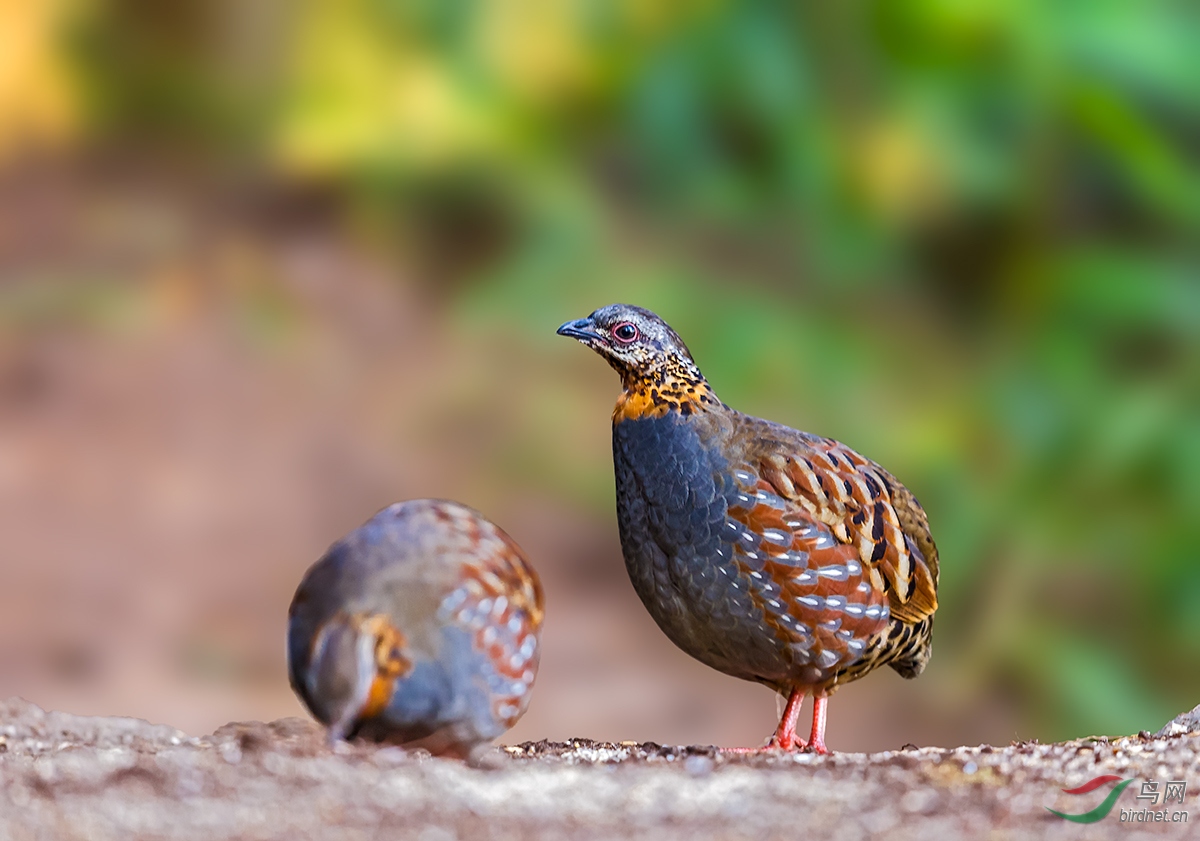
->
[1,698,1196,841]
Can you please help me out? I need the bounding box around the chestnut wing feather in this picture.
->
[732,415,939,627]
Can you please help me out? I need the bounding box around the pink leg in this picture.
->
[721,688,807,753]
[807,695,830,755]
[769,687,807,750]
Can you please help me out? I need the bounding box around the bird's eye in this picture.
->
[612,322,638,343]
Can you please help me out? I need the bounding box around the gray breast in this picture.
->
[612,416,791,683]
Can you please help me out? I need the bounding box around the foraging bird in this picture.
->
[557,304,938,753]
[287,499,544,757]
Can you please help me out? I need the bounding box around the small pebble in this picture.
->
[373,746,410,767]
[468,747,509,770]
[684,755,714,777]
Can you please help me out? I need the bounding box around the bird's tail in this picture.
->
[887,616,935,679]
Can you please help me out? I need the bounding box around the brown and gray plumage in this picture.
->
[557,304,939,752]
[287,499,544,757]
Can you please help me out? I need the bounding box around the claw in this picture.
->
[767,733,808,751]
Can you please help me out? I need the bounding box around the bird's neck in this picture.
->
[613,365,720,423]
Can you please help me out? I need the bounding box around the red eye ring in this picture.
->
[612,322,639,343]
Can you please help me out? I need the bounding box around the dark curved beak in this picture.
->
[556,317,603,343]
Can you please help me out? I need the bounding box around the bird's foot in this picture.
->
[720,735,830,755]
[767,732,808,751]
[805,734,829,755]
[803,738,829,755]
[720,745,778,755]
[720,734,809,754]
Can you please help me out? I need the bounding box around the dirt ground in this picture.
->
[0,698,1196,841]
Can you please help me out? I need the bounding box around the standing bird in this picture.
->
[287,499,544,757]
[557,304,938,753]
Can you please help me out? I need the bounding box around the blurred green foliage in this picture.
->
[18,0,1200,740]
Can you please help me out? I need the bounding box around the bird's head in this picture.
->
[557,304,717,420]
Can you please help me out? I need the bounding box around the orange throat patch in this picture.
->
[357,615,413,720]
[613,374,719,422]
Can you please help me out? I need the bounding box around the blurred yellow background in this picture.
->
[0,0,1197,751]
